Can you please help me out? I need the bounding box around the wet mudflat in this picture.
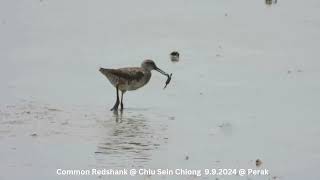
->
[1,0,320,179]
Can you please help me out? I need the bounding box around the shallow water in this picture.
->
[1,0,320,179]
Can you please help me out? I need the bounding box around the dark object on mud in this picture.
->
[256,159,262,167]
[265,0,277,5]
[163,73,172,89]
[30,133,38,137]
[47,108,61,112]
[170,51,180,62]
[185,155,189,160]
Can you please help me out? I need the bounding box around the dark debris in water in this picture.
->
[287,69,303,75]
[30,133,38,137]
[255,159,262,167]
[265,0,277,5]
[47,108,62,112]
[170,51,180,62]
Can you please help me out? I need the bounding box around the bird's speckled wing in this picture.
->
[107,68,145,81]
[99,67,150,90]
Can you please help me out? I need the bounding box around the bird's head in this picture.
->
[141,59,156,71]
[141,59,168,76]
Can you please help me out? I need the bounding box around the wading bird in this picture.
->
[99,60,171,111]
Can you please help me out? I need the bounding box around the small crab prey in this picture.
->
[163,73,172,89]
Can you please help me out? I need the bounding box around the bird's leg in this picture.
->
[120,91,125,110]
[110,86,120,111]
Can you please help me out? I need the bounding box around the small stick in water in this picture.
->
[163,73,172,89]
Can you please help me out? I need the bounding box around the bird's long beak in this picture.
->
[155,67,168,76]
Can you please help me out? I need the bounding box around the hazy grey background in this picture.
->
[0,0,320,179]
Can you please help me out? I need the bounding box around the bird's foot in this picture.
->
[110,107,118,111]
[110,103,119,111]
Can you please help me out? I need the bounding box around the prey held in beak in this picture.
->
[155,67,172,89]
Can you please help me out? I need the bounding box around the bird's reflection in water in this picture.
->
[95,110,168,168]
[114,110,123,123]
